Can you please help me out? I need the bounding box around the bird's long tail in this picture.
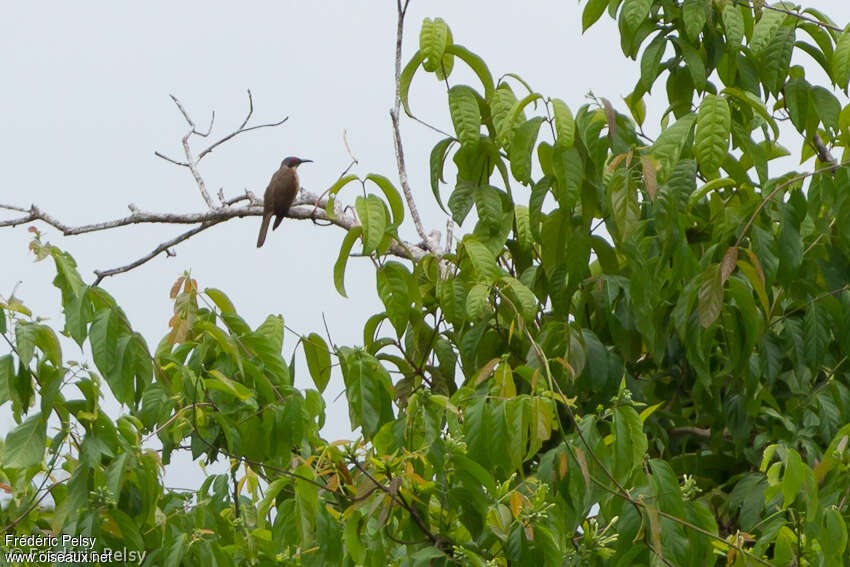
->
[256,213,272,248]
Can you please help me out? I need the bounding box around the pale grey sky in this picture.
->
[2,2,848,487]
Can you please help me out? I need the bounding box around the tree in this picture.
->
[2,0,850,565]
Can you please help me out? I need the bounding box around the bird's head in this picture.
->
[282,156,313,168]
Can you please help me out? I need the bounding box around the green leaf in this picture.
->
[0,355,11,405]
[509,116,544,185]
[376,261,414,336]
[694,94,731,176]
[473,185,512,254]
[550,98,575,149]
[821,506,848,557]
[682,0,706,42]
[0,306,5,334]
[340,349,394,439]
[1,412,46,468]
[674,37,706,92]
[621,0,652,35]
[445,44,495,100]
[354,194,388,254]
[334,226,362,298]
[420,17,451,72]
[15,322,37,367]
[205,288,236,314]
[324,173,360,219]
[498,93,542,147]
[749,7,786,55]
[552,146,583,209]
[804,301,828,370]
[760,24,795,96]
[722,87,779,138]
[399,50,424,116]
[613,405,647,482]
[698,263,723,328]
[303,333,331,393]
[640,32,667,91]
[463,236,502,283]
[35,324,62,367]
[490,85,521,150]
[90,309,119,376]
[466,283,491,320]
[610,168,639,242]
[429,138,455,214]
[448,181,475,226]
[810,86,841,132]
[833,28,850,91]
[781,448,804,508]
[448,85,482,147]
[651,112,697,180]
[722,4,744,48]
[500,277,537,322]
[784,77,809,131]
[365,174,404,230]
[205,369,252,401]
[582,0,609,32]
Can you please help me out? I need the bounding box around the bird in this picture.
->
[256,156,312,247]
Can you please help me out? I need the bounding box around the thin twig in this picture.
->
[92,220,226,285]
[169,95,216,209]
[391,0,434,254]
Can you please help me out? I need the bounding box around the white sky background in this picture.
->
[1,2,849,490]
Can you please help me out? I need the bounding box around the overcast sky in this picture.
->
[2,2,848,489]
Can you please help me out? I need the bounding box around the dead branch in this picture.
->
[154,91,288,210]
[2,87,434,284]
[2,187,427,286]
[391,0,437,255]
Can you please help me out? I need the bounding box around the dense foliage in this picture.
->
[3,1,850,565]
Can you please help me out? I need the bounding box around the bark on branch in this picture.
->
[1,90,431,285]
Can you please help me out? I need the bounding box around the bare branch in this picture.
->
[391,0,436,254]
[0,203,29,214]
[2,90,428,284]
[197,117,288,160]
[92,220,225,286]
[812,132,837,166]
[153,151,189,167]
[3,187,426,284]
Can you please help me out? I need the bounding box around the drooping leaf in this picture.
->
[376,261,414,336]
[303,333,331,393]
[1,412,46,468]
[722,3,744,48]
[682,0,706,42]
[698,263,723,328]
[429,138,455,213]
[365,174,405,230]
[448,85,482,148]
[333,226,362,298]
[509,116,545,184]
[419,17,451,72]
[582,0,609,32]
[832,27,850,91]
[695,94,731,176]
[354,194,388,254]
[550,98,575,149]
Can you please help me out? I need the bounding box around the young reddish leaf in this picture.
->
[698,263,723,328]
[720,246,738,283]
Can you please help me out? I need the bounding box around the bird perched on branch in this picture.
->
[256,156,312,247]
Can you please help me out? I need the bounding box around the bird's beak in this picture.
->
[300,159,313,164]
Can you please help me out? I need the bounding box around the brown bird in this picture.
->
[256,156,312,247]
